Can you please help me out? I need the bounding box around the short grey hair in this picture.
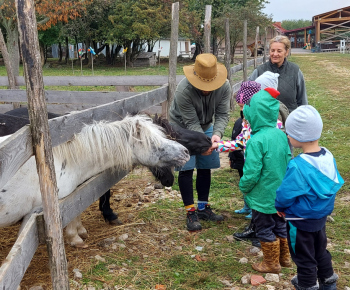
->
[269,35,291,51]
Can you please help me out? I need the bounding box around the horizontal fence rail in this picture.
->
[0,55,265,288]
[0,85,168,189]
[0,75,186,87]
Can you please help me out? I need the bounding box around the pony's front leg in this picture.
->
[65,216,88,248]
[76,215,88,239]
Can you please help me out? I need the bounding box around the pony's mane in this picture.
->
[152,114,179,141]
[53,115,167,171]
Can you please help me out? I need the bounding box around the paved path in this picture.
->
[291,48,312,54]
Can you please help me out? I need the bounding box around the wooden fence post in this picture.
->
[15,0,69,288]
[243,20,248,81]
[224,18,234,110]
[263,27,267,63]
[166,2,179,118]
[254,26,259,68]
[204,5,212,53]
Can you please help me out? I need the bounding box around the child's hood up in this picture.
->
[243,88,280,134]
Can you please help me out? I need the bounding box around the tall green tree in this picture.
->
[281,19,312,30]
[109,0,172,66]
[213,0,272,60]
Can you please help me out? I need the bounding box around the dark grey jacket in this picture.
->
[169,78,231,138]
[249,59,307,112]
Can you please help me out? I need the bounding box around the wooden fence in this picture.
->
[0,56,264,288]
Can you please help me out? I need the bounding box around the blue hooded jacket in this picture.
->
[275,148,344,219]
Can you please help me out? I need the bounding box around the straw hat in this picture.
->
[183,53,227,91]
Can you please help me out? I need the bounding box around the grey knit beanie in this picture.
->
[285,105,323,142]
[255,71,279,89]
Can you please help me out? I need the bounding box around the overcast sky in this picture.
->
[262,0,350,22]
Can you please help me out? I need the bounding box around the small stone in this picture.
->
[219,279,233,287]
[241,274,250,284]
[326,216,335,223]
[250,246,261,254]
[206,239,213,243]
[265,273,279,282]
[29,287,44,290]
[94,255,106,262]
[344,249,350,254]
[195,246,203,251]
[345,240,350,245]
[144,186,153,194]
[226,235,234,243]
[119,233,129,241]
[266,286,275,290]
[87,287,96,290]
[239,257,248,264]
[143,255,149,258]
[327,238,331,244]
[122,263,128,267]
[154,183,164,189]
[165,186,172,191]
[74,271,83,279]
[175,246,183,251]
[344,287,350,290]
[251,275,266,286]
[344,261,350,268]
[98,237,116,247]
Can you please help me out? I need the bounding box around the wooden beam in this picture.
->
[243,20,247,81]
[0,75,186,87]
[0,214,39,289]
[204,5,212,53]
[320,20,350,31]
[0,85,168,190]
[167,2,179,118]
[320,17,350,23]
[15,0,69,287]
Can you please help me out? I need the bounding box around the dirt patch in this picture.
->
[0,154,233,289]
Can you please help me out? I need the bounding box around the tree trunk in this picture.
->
[105,44,111,65]
[65,36,69,64]
[6,25,20,78]
[58,42,62,62]
[0,28,17,89]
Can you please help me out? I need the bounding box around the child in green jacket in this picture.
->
[239,87,291,273]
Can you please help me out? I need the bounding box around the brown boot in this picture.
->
[277,236,293,267]
[252,239,281,273]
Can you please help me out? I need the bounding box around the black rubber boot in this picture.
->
[319,273,338,290]
[291,276,319,290]
[197,204,224,221]
[186,210,202,231]
[233,221,256,240]
[99,190,122,225]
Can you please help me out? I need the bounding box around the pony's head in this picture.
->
[153,114,212,155]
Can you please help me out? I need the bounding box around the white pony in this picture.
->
[0,115,189,247]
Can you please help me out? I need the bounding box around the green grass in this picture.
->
[74,53,350,289]
[3,55,348,288]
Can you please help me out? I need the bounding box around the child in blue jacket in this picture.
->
[275,105,344,290]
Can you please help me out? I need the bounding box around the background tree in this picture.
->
[281,19,312,30]
[213,0,271,61]
[109,0,172,67]
[0,0,20,78]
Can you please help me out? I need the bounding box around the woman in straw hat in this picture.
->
[169,53,232,231]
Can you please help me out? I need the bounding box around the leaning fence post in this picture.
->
[263,27,267,63]
[15,0,69,288]
[243,20,248,81]
[254,26,259,68]
[166,2,179,119]
[204,5,212,53]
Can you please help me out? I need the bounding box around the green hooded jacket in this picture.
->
[239,88,291,214]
